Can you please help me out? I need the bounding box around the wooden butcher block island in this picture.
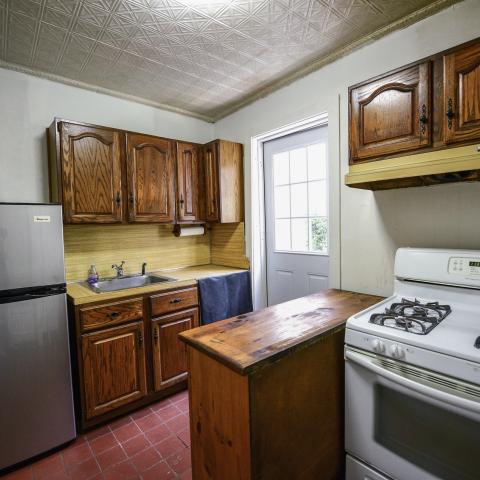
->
[179,289,382,480]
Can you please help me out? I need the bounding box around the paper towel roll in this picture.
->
[173,225,205,237]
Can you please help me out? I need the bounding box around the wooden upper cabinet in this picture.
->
[444,41,480,144]
[59,122,124,223]
[349,62,432,163]
[176,142,201,222]
[203,140,244,223]
[126,133,175,223]
[151,308,199,392]
[81,321,147,419]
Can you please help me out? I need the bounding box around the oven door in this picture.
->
[345,347,480,480]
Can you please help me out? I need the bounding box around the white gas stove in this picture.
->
[345,248,480,480]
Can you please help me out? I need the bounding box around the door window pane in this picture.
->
[290,148,307,183]
[273,152,289,185]
[307,143,327,180]
[275,219,291,251]
[291,183,308,217]
[310,217,328,252]
[308,180,327,217]
[274,185,290,218]
[291,218,309,252]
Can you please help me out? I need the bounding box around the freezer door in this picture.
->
[0,293,76,469]
[0,204,66,291]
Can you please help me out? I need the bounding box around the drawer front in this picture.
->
[80,298,143,331]
[150,287,198,316]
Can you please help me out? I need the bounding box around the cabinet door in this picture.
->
[177,142,200,222]
[349,62,432,162]
[203,142,220,222]
[152,308,199,391]
[60,122,124,223]
[81,321,147,419]
[126,133,175,223]
[444,42,480,144]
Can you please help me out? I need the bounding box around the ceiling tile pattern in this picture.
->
[0,0,455,120]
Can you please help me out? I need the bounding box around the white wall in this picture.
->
[214,0,480,298]
[0,68,214,203]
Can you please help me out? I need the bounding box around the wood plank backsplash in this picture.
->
[210,223,250,269]
[64,224,211,282]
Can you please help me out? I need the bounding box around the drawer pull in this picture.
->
[170,298,182,304]
[107,311,120,319]
[138,333,143,347]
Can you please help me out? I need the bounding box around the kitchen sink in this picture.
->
[86,274,176,293]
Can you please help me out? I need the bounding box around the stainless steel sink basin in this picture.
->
[86,274,176,293]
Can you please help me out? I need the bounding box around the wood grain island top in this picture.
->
[179,289,382,375]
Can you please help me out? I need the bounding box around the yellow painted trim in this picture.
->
[345,145,480,185]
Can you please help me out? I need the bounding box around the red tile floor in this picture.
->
[3,390,191,480]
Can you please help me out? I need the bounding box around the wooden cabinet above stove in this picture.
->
[346,37,480,190]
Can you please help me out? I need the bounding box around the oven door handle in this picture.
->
[345,349,480,415]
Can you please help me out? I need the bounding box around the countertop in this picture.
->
[179,289,382,375]
[67,264,248,305]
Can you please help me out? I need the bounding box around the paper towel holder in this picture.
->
[173,224,206,237]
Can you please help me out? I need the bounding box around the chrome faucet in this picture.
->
[142,262,147,276]
[112,261,125,277]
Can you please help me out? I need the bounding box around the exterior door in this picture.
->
[126,133,175,223]
[349,62,432,162]
[264,126,329,306]
[60,122,123,223]
[151,308,199,391]
[203,141,220,222]
[177,142,200,222]
[81,321,147,419]
[444,41,480,144]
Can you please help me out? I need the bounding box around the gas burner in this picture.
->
[369,298,451,335]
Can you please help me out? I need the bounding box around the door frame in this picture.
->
[250,110,341,309]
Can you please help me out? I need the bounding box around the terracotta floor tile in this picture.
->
[130,407,153,421]
[179,469,193,480]
[176,398,189,413]
[144,424,170,445]
[140,461,176,480]
[150,398,171,412]
[121,435,151,457]
[108,416,132,432]
[166,449,191,475]
[154,404,182,423]
[2,466,33,480]
[154,436,186,459]
[85,426,110,441]
[112,422,141,443]
[177,428,191,447]
[62,443,92,468]
[31,454,65,480]
[66,457,100,480]
[89,433,118,456]
[165,414,189,434]
[96,445,126,471]
[102,460,139,480]
[134,413,164,433]
[130,447,161,473]
[168,391,188,405]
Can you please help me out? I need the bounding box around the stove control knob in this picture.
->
[371,339,385,353]
[389,344,405,359]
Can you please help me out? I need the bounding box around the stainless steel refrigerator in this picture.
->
[0,203,76,471]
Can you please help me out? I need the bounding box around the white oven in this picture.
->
[345,346,480,480]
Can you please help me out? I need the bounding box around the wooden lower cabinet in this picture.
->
[71,286,199,429]
[152,308,199,391]
[81,321,147,420]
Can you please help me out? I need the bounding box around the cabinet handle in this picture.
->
[446,98,454,129]
[419,104,428,134]
[115,192,121,206]
[138,332,143,348]
[170,298,182,304]
[107,311,120,319]
[129,194,134,205]
[153,327,159,344]
[179,196,184,206]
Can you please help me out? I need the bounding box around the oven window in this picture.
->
[374,384,480,480]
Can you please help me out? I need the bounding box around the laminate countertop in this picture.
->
[179,289,382,375]
[67,264,248,305]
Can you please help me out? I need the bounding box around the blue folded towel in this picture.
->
[198,271,253,325]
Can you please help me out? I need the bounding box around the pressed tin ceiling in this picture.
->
[0,0,459,121]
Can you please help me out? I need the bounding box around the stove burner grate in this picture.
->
[369,298,451,335]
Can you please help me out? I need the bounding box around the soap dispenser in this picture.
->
[87,265,99,284]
